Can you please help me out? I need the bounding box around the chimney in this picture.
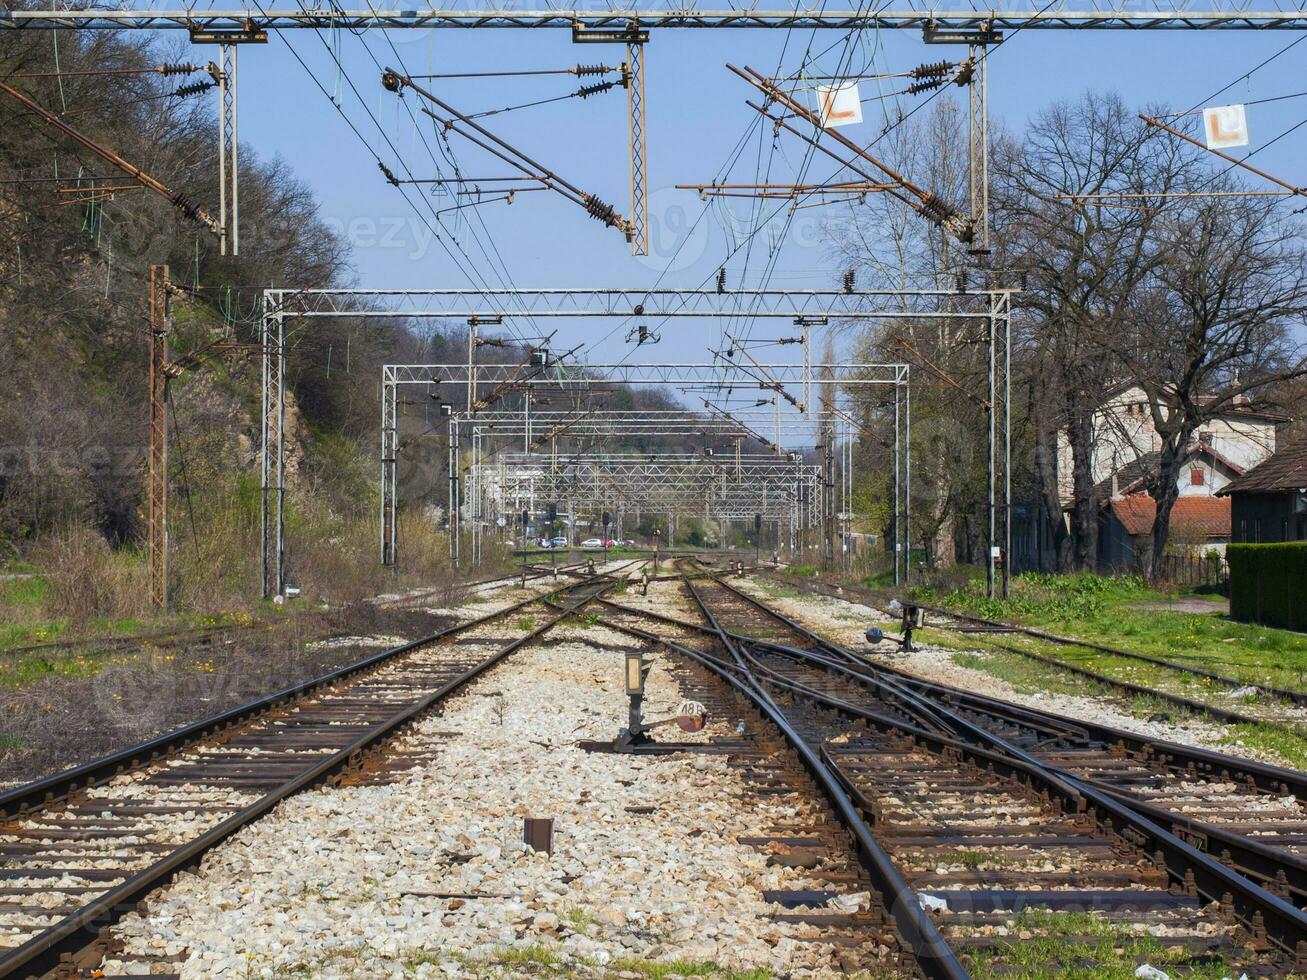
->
[1111,471,1120,501]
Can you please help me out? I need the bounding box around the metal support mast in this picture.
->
[626,38,648,256]
[147,265,172,611]
[260,300,286,598]
[966,42,990,253]
[217,43,239,255]
[987,290,1012,599]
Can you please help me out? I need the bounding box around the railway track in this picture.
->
[593,563,1307,977]
[763,573,1307,738]
[0,565,633,978]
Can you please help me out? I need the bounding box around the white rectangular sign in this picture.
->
[817,82,863,129]
[1202,104,1249,150]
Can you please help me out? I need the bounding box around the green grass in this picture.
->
[610,959,773,980]
[964,910,1246,980]
[516,615,538,631]
[1226,722,1307,769]
[912,571,1307,696]
[949,648,1095,698]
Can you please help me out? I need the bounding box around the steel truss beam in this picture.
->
[387,362,907,387]
[474,452,823,557]
[7,7,1307,30]
[266,286,1002,320]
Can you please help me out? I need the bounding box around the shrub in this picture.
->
[1227,542,1307,630]
[31,526,147,625]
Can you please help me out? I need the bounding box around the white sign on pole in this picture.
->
[816,82,863,129]
[1202,104,1249,150]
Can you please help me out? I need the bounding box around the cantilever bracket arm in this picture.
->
[381,68,633,240]
[728,64,974,244]
[0,79,222,236]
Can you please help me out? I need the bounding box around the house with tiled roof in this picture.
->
[1058,384,1284,505]
[1216,439,1307,543]
[1049,383,1287,571]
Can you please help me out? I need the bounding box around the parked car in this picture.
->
[581,537,604,547]
[550,536,569,548]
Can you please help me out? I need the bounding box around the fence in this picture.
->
[1154,553,1229,590]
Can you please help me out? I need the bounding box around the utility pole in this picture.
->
[147,266,173,611]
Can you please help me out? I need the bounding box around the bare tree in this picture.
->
[826,98,990,566]
[1113,180,1307,575]
[997,92,1205,571]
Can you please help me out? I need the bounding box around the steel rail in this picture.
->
[0,573,621,978]
[675,575,1307,962]
[603,588,1307,919]
[722,627,1307,910]
[904,597,1307,708]
[726,575,1307,779]
[761,573,1307,708]
[592,613,969,979]
[0,574,593,820]
[717,576,1307,799]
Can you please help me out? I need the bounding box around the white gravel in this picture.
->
[98,632,882,978]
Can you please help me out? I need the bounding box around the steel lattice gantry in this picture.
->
[263,286,1005,597]
[379,362,906,572]
[8,5,1307,30]
[476,452,822,554]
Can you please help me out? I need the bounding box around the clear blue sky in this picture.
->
[229,19,1307,364]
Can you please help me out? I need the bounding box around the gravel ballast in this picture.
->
[98,619,874,978]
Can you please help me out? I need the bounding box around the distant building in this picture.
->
[1217,440,1307,543]
[1058,384,1283,505]
[1044,383,1288,571]
[1099,495,1232,571]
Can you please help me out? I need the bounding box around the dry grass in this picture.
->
[30,526,149,625]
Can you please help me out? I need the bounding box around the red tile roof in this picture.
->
[1106,494,1231,538]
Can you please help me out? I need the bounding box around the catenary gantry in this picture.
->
[380,365,906,569]
[8,4,1307,30]
[261,286,1009,599]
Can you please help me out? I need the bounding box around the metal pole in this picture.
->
[987,296,997,599]
[904,369,912,584]
[274,308,286,596]
[893,384,900,585]
[147,265,170,610]
[626,39,649,256]
[1001,293,1011,598]
[230,44,239,255]
[260,293,270,596]
[217,52,227,256]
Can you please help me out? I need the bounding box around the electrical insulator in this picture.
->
[717,267,727,293]
[843,269,856,293]
[956,270,969,293]
[160,63,198,76]
[577,80,619,99]
[173,81,215,99]
[907,77,946,96]
[909,60,954,78]
[574,63,612,76]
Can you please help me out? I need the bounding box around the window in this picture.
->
[1191,467,1205,487]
